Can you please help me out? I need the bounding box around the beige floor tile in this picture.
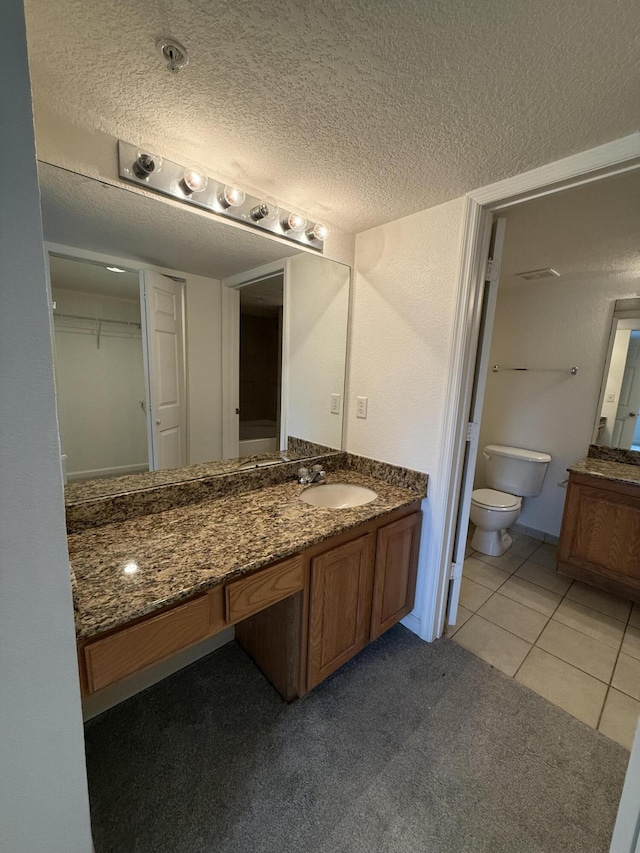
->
[612,653,640,701]
[535,620,618,683]
[516,647,607,727]
[599,688,640,751]
[515,560,572,596]
[478,593,548,643]
[464,545,473,558]
[507,532,541,559]
[463,557,511,591]
[459,577,493,612]
[499,576,562,617]
[565,581,632,623]
[453,615,531,677]
[530,542,558,570]
[621,625,640,662]
[553,599,625,650]
[444,605,473,637]
[629,604,640,629]
[471,549,527,574]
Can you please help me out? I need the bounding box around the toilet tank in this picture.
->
[483,445,551,497]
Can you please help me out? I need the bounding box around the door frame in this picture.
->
[221,258,289,459]
[427,132,640,639]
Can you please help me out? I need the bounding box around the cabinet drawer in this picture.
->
[226,555,304,623]
[84,595,211,693]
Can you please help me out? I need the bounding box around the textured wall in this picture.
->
[478,276,640,537]
[348,198,466,635]
[0,0,93,848]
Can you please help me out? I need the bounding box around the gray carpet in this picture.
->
[85,626,628,853]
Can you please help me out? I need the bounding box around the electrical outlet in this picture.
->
[330,393,341,414]
[356,396,368,419]
[606,393,615,403]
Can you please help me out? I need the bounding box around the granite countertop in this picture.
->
[569,457,640,487]
[70,470,423,641]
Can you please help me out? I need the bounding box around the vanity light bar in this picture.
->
[117,140,327,252]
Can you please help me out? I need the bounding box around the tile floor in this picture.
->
[446,529,640,751]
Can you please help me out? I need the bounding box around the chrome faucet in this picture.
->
[298,464,326,485]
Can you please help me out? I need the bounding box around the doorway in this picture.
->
[437,145,640,641]
[238,274,284,456]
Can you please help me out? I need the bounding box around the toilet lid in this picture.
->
[471,488,521,510]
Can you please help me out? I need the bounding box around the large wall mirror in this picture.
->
[39,163,350,487]
[594,298,640,451]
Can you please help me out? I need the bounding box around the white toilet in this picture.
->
[470,445,551,557]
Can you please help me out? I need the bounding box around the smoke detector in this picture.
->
[156,38,189,72]
[515,268,560,281]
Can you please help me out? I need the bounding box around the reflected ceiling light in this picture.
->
[282,212,307,233]
[132,145,163,179]
[181,167,209,195]
[306,223,329,242]
[218,185,246,209]
[123,562,139,575]
[106,266,127,273]
[249,200,279,222]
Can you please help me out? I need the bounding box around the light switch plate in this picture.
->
[330,393,341,414]
[356,396,368,419]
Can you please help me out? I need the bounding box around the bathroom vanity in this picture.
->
[557,455,640,602]
[69,454,426,703]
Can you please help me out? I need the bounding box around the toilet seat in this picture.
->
[471,488,521,511]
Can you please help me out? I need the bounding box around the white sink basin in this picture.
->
[299,483,378,509]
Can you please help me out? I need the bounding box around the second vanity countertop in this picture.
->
[568,457,640,487]
[70,469,424,641]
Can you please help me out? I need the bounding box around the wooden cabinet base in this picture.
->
[558,472,640,603]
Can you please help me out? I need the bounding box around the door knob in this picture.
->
[155,419,161,425]
[630,413,638,418]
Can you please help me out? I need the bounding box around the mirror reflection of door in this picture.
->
[50,255,149,481]
[617,331,640,450]
[238,275,284,456]
[598,315,640,451]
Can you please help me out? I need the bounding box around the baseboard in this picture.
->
[82,627,235,720]
[400,611,423,639]
[67,462,148,482]
[511,522,559,545]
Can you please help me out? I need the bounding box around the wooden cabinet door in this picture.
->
[558,475,640,598]
[371,511,422,640]
[307,533,375,690]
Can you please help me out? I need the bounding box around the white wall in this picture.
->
[52,287,147,478]
[184,272,224,463]
[0,1,93,849]
[478,275,640,537]
[347,198,466,638]
[286,253,350,449]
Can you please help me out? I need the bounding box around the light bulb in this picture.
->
[249,200,279,222]
[218,185,246,208]
[182,167,208,195]
[133,146,163,179]
[282,212,307,233]
[306,223,329,242]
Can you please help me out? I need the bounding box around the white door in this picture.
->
[142,270,187,470]
[616,333,640,448]
[446,218,506,626]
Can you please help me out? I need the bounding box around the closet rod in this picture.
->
[53,312,142,329]
[492,365,578,376]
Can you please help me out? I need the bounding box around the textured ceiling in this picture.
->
[24,0,640,232]
[49,254,140,299]
[500,168,640,286]
[39,164,304,279]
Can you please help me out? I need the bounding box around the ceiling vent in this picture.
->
[515,268,560,281]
